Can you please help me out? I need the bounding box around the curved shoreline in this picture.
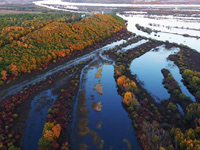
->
[34,1,200,8]
[0,29,129,101]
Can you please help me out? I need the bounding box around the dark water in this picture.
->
[2,3,199,149]
[78,64,140,150]
[16,37,195,150]
[177,104,184,116]
[166,60,195,101]
[130,45,195,102]
[23,89,57,150]
[21,39,136,150]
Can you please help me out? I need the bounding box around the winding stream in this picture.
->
[21,38,141,150]
[1,1,199,149]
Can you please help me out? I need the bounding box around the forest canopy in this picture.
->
[0,13,126,82]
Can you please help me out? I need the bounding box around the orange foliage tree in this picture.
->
[117,75,138,93]
[0,13,126,83]
[1,70,7,80]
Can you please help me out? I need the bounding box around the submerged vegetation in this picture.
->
[91,102,102,112]
[94,84,103,95]
[95,66,103,78]
[135,24,153,34]
[77,91,103,149]
[0,11,129,150]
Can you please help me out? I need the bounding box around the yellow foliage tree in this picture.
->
[43,130,55,141]
[10,64,18,76]
[117,75,126,86]
[123,92,132,105]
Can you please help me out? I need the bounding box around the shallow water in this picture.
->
[120,14,200,52]
[23,89,57,150]
[3,2,199,149]
[34,1,200,8]
[33,0,200,52]
[177,104,184,116]
[166,61,195,101]
[130,45,195,102]
[117,39,148,53]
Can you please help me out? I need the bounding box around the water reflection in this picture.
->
[117,39,148,53]
[130,45,175,101]
[166,61,195,101]
[76,64,140,150]
[130,44,195,102]
[177,104,184,116]
[120,14,200,52]
[23,89,57,150]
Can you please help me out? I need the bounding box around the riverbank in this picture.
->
[101,35,200,149]
[168,43,200,102]
[0,57,93,149]
[0,28,133,150]
[0,28,131,94]
[0,13,126,91]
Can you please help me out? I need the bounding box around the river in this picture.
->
[2,1,200,149]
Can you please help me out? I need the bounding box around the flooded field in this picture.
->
[120,13,200,52]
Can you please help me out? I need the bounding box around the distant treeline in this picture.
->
[0,4,62,13]
[63,0,133,4]
[62,0,200,4]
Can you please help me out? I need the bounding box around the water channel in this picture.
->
[2,1,200,149]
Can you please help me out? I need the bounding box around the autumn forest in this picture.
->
[0,2,200,150]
